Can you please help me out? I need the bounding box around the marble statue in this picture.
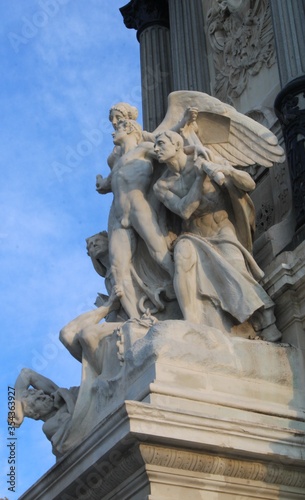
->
[59,289,122,373]
[13,91,286,457]
[96,118,176,319]
[106,102,139,169]
[86,231,126,318]
[86,231,110,281]
[12,368,78,457]
[94,91,284,338]
[153,129,279,340]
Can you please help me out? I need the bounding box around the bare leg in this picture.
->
[131,204,174,277]
[78,322,123,374]
[174,239,235,330]
[59,291,119,362]
[109,225,140,318]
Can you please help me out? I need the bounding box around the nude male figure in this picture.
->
[96,120,174,318]
[11,368,78,456]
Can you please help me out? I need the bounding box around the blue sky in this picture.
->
[0,1,141,497]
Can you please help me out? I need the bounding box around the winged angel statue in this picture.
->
[11,92,286,457]
[148,91,284,341]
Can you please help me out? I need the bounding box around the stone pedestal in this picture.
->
[19,322,305,499]
[19,402,305,499]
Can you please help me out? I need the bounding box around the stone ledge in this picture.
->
[20,400,305,499]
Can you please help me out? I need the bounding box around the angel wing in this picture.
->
[154,91,285,168]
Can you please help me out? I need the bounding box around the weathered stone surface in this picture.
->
[206,0,276,103]
[36,319,305,457]
[13,91,288,457]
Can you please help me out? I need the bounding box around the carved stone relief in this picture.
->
[207,0,276,102]
[139,444,305,488]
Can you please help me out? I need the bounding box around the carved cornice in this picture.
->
[120,0,169,40]
[207,0,276,102]
[139,444,305,488]
[57,442,305,498]
[18,401,305,499]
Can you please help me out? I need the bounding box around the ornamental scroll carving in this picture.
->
[207,0,276,102]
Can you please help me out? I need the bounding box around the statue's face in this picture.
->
[87,234,108,259]
[112,122,128,145]
[109,109,126,130]
[23,390,55,420]
[154,134,178,164]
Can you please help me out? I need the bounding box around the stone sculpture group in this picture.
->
[11,91,286,457]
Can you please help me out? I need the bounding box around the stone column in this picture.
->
[168,0,210,93]
[269,1,305,88]
[270,0,305,239]
[120,0,172,131]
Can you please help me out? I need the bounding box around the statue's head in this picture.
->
[19,389,55,422]
[112,119,143,145]
[86,231,108,260]
[109,102,138,130]
[154,130,184,163]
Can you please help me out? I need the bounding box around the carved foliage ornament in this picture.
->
[207,0,276,101]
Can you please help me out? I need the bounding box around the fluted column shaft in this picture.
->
[139,25,172,130]
[168,0,210,92]
[269,0,305,87]
[120,0,172,131]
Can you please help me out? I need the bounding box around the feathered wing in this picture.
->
[154,91,285,168]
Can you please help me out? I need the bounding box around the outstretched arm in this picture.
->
[196,159,256,191]
[96,173,112,194]
[225,165,256,191]
[11,368,59,427]
[15,368,59,395]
